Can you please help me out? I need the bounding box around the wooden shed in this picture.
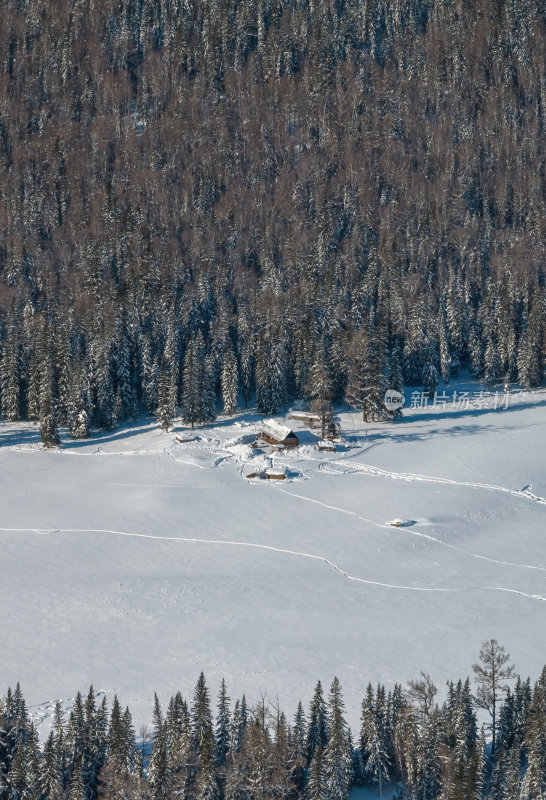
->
[265,467,287,480]
[260,419,300,448]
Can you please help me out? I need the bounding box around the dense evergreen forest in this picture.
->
[1,643,545,799]
[0,0,544,442]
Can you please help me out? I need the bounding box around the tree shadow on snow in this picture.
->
[0,424,41,448]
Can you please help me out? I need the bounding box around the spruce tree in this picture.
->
[0,308,21,421]
[196,725,220,800]
[291,702,307,793]
[41,732,63,800]
[68,760,86,800]
[215,680,231,768]
[192,674,213,757]
[182,333,207,428]
[421,339,439,399]
[306,682,328,767]
[345,324,388,423]
[322,678,352,800]
[221,346,239,416]
[521,671,546,800]
[156,359,176,432]
[148,696,170,800]
[306,744,326,800]
[307,343,335,439]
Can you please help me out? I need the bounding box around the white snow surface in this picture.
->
[1,378,545,735]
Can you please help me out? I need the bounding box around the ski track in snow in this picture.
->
[277,488,546,573]
[5,423,546,580]
[7,425,546,505]
[318,458,546,505]
[167,451,208,469]
[1,527,545,603]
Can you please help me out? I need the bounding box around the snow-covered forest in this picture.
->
[1,644,545,800]
[0,0,544,441]
[1,1,544,795]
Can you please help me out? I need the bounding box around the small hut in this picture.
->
[317,439,336,452]
[259,419,300,448]
[265,467,287,480]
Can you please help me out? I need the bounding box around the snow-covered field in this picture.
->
[1,378,545,735]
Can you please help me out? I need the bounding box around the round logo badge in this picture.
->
[384,389,404,410]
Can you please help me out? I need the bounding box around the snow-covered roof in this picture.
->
[265,467,286,477]
[261,419,298,442]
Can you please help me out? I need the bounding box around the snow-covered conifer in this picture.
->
[307,682,328,767]
[221,346,239,416]
[322,678,352,800]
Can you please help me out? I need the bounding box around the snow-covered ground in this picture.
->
[1,378,545,735]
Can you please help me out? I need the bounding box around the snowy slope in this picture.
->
[0,378,545,734]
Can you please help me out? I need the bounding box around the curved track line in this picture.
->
[277,488,546,573]
[1,527,544,602]
[325,459,546,505]
[168,452,208,469]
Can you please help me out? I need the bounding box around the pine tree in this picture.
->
[148,695,171,800]
[322,678,352,800]
[228,700,247,760]
[365,730,390,799]
[438,306,452,385]
[386,345,404,419]
[115,313,136,419]
[196,725,220,800]
[417,714,441,800]
[307,342,335,439]
[41,732,63,800]
[39,336,61,448]
[484,336,502,390]
[8,737,28,800]
[421,339,439,399]
[215,680,231,768]
[291,702,307,793]
[202,353,218,424]
[192,674,213,757]
[518,293,544,390]
[51,701,68,793]
[345,325,388,423]
[182,332,209,428]
[464,729,485,800]
[156,358,176,432]
[306,743,326,800]
[307,682,328,767]
[24,727,42,800]
[68,760,86,800]
[166,694,194,799]
[221,346,239,416]
[255,317,287,416]
[521,670,546,800]
[0,308,21,421]
[69,399,90,439]
[94,339,117,431]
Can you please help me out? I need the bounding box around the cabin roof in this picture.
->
[261,419,298,442]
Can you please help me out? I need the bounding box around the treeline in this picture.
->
[0,0,544,441]
[0,643,545,799]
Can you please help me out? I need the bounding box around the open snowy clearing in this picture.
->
[1,378,545,734]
